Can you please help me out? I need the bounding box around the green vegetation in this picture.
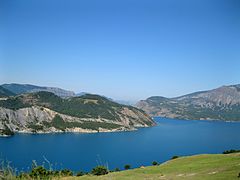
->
[27,123,44,131]
[18,166,74,179]
[64,153,240,180]
[41,115,122,131]
[91,166,108,176]
[124,164,131,170]
[0,91,154,135]
[0,91,136,121]
[32,92,124,120]
[114,168,120,172]
[76,171,85,177]
[29,166,52,178]
[152,161,158,166]
[223,149,240,154]
[0,97,31,110]
[1,83,43,95]
[74,121,121,131]
[139,87,240,121]
[59,169,74,176]
[172,155,179,159]
[46,114,68,131]
[1,153,240,179]
[0,121,14,136]
[151,100,240,121]
[0,86,15,97]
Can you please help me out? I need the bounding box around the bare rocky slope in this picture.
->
[0,91,155,136]
[137,84,240,121]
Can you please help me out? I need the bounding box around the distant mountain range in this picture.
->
[1,83,239,136]
[0,83,155,136]
[1,83,75,98]
[136,84,240,121]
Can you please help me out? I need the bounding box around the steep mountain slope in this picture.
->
[1,83,75,98]
[137,85,240,121]
[0,91,155,136]
[0,86,15,97]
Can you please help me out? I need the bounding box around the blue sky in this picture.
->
[0,0,239,101]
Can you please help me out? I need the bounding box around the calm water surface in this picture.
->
[0,117,240,172]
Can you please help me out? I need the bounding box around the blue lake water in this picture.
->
[0,117,240,173]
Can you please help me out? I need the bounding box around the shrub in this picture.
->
[124,164,131,170]
[114,168,120,172]
[223,149,240,154]
[17,173,30,179]
[76,171,85,176]
[172,156,179,160]
[60,169,73,176]
[91,166,108,176]
[29,166,49,178]
[152,161,158,166]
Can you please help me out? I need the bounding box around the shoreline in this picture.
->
[153,116,240,123]
[0,126,139,137]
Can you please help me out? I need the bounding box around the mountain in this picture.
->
[136,84,240,121]
[1,83,75,98]
[0,91,155,136]
[0,86,15,98]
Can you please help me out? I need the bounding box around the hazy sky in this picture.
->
[0,0,240,101]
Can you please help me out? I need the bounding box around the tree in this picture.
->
[124,164,131,170]
[152,161,158,166]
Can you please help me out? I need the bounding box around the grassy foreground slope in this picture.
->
[62,153,240,180]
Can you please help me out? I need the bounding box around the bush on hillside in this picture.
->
[76,171,85,176]
[29,166,50,178]
[223,149,240,154]
[124,164,131,170]
[60,169,73,176]
[171,156,179,160]
[91,166,108,176]
[114,168,120,172]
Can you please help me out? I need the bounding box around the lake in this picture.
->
[0,117,240,173]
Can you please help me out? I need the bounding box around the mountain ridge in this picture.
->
[136,84,240,121]
[0,91,156,136]
[1,83,75,98]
